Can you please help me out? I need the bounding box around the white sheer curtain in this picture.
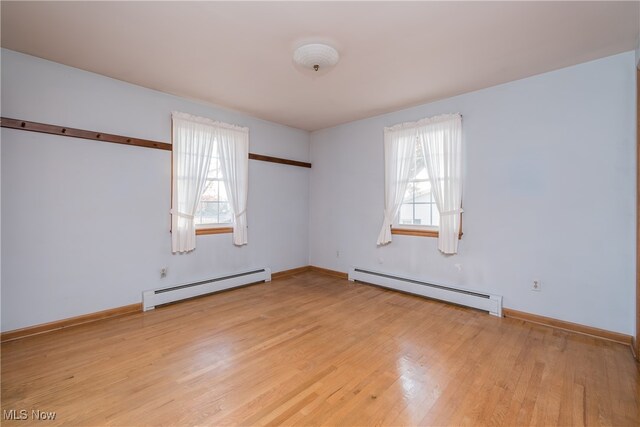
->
[376,125,417,245]
[417,113,463,254]
[218,124,249,246]
[171,112,216,253]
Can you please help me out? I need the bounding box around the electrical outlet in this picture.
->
[160,267,167,278]
[532,279,541,292]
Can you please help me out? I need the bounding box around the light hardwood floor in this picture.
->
[2,271,639,426]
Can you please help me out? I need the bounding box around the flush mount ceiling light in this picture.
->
[293,43,340,73]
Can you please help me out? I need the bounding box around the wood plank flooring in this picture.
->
[2,271,639,426]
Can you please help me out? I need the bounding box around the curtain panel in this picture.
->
[417,114,463,254]
[377,113,463,254]
[171,112,216,253]
[218,125,249,246]
[171,111,249,253]
[376,126,417,245]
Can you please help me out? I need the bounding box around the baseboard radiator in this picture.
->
[348,267,502,317]
[143,268,271,311]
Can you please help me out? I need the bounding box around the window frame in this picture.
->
[194,154,233,234]
[391,215,463,239]
[195,226,233,235]
[170,131,233,236]
[390,137,463,239]
[395,180,439,230]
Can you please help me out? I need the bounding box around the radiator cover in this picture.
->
[349,267,502,317]
[142,268,271,311]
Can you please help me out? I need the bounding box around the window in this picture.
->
[171,111,249,253]
[194,140,233,231]
[395,143,440,229]
[378,113,462,252]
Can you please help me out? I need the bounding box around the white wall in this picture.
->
[2,49,636,336]
[309,51,637,335]
[1,49,310,331]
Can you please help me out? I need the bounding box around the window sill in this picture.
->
[391,227,463,239]
[196,227,233,235]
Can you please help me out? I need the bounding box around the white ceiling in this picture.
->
[2,1,639,131]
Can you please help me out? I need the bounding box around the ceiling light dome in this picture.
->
[293,43,340,73]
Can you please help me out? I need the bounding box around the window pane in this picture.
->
[392,140,453,229]
[396,152,443,227]
[197,180,220,221]
[414,180,432,202]
[195,201,219,225]
[402,183,414,204]
[414,203,431,226]
[202,180,217,199]
[195,150,231,225]
[399,204,414,225]
[218,202,232,224]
